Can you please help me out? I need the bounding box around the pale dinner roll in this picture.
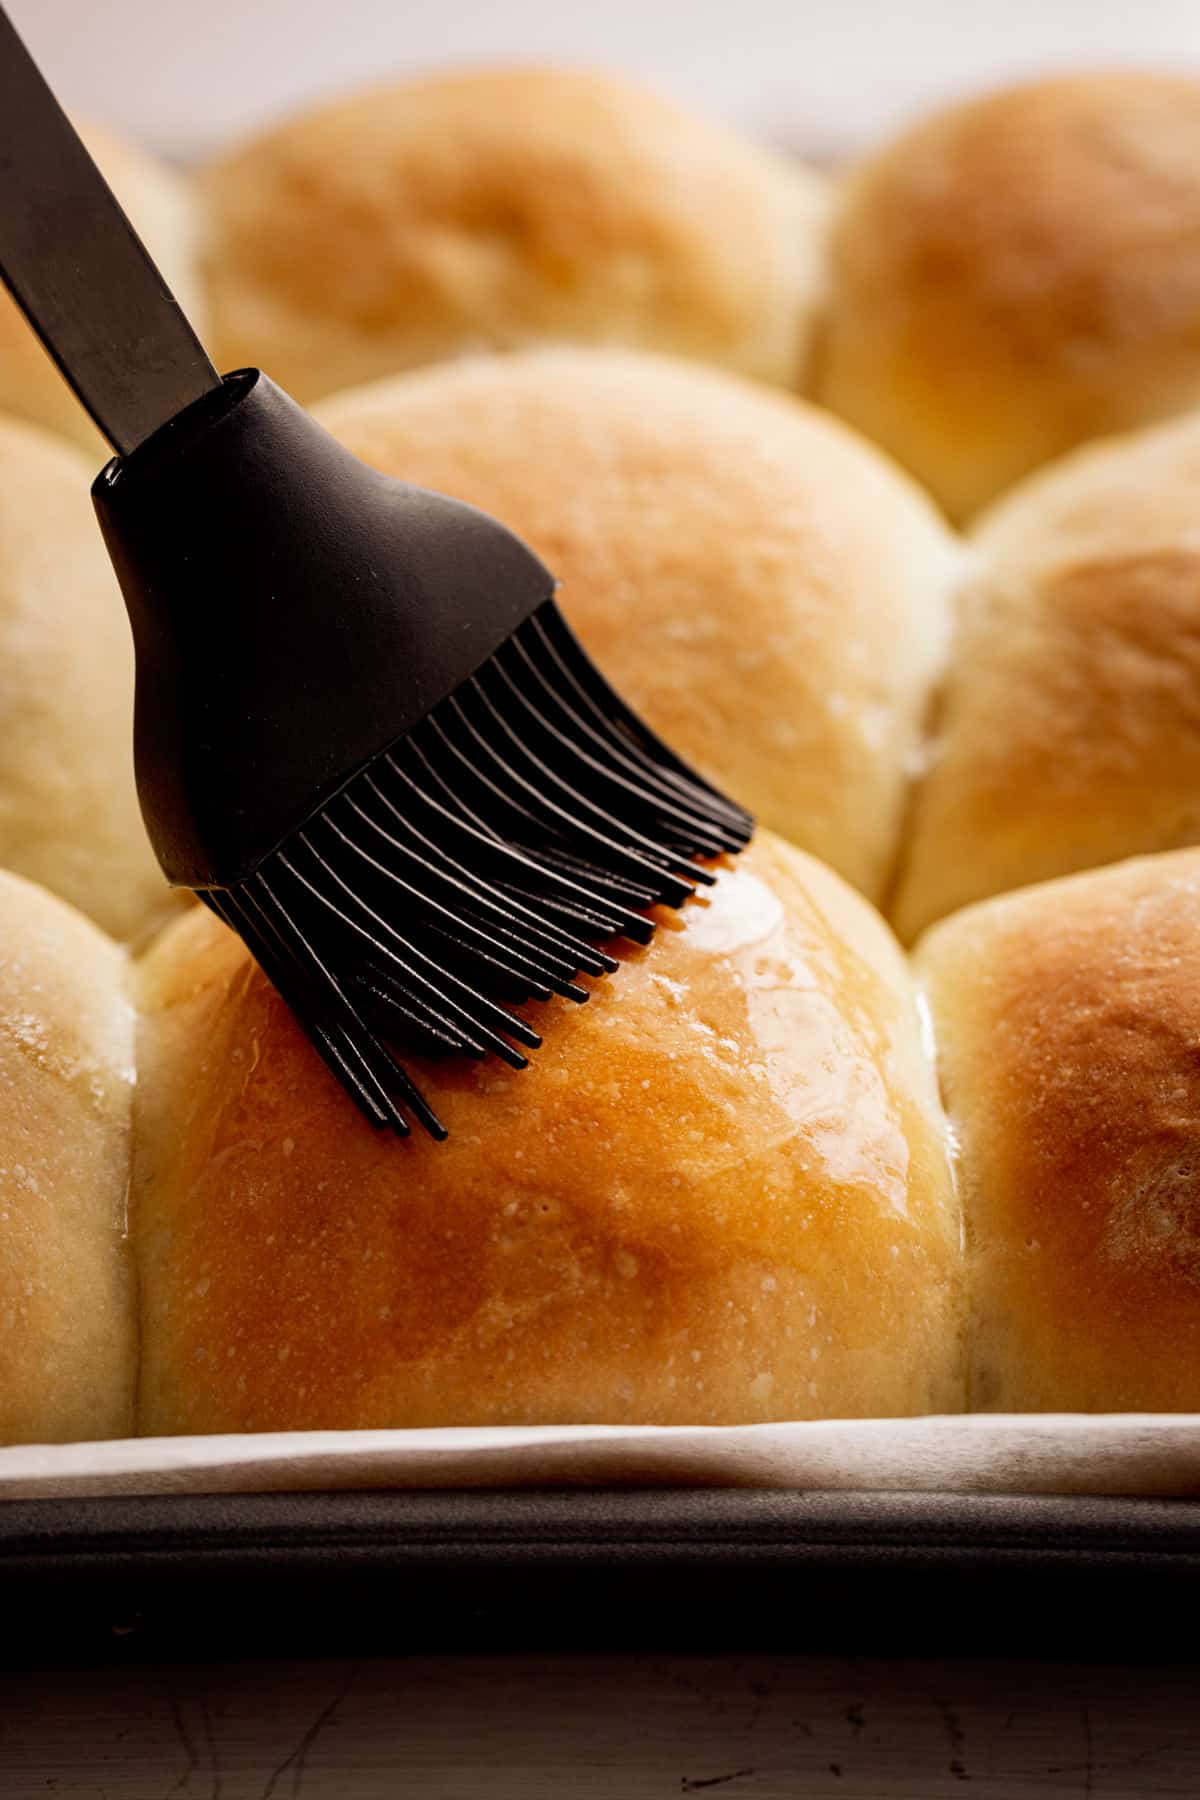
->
[0,122,201,454]
[316,348,960,903]
[132,832,964,1435]
[200,66,828,402]
[917,851,1200,1412]
[0,415,174,942]
[0,871,135,1444]
[892,411,1200,943]
[817,74,1200,520]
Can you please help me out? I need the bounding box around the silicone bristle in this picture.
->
[209,601,754,1137]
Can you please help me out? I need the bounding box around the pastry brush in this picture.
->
[0,10,752,1137]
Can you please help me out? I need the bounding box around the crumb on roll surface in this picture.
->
[132,832,964,1435]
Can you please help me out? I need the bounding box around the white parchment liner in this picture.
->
[2,1415,1200,1500]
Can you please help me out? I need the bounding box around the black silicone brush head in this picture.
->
[205,601,753,1137]
[93,371,753,1137]
[0,0,749,1132]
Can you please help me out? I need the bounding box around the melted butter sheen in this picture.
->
[681,868,785,955]
[136,831,963,1432]
[171,845,927,1226]
[689,864,912,1218]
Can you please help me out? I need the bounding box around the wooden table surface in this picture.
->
[1,1650,1198,1798]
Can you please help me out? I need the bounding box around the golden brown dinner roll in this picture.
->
[132,832,964,1435]
[817,74,1200,520]
[0,122,201,453]
[0,414,174,942]
[892,410,1200,943]
[917,850,1200,1412]
[317,348,960,903]
[0,871,135,1444]
[201,66,828,402]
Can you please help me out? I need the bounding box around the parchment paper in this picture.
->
[3,1415,1200,1500]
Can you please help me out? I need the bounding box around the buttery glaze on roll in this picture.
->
[817,74,1200,520]
[0,416,178,942]
[317,347,960,904]
[917,850,1200,1413]
[892,410,1200,943]
[132,832,964,1435]
[200,66,828,402]
[0,121,201,453]
[0,872,135,1445]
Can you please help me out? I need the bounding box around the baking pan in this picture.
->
[4,1487,1200,1662]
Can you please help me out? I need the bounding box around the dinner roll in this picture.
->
[892,411,1200,943]
[0,872,135,1444]
[0,122,201,454]
[918,851,1200,1412]
[200,66,828,402]
[317,348,960,903]
[132,832,964,1435]
[817,74,1200,520]
[0,415,174,943]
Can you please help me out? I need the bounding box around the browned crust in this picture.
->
[133,834,963,1434]
[201,66,828,400]
[893,411,1200,941]
[317,347,959,901]
[818,74,1200,519]
[917,850,1200,1411]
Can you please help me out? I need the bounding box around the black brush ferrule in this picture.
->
[92,369,555,888]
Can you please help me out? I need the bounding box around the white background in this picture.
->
[8,0,1200,162]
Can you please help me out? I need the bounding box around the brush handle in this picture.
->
[93,369,556,886]
[0,6,219,454]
